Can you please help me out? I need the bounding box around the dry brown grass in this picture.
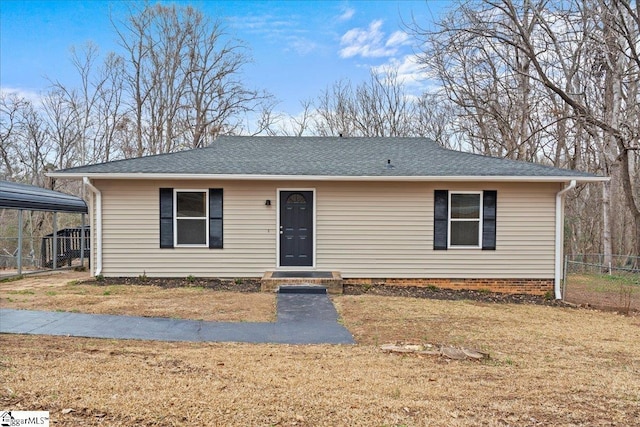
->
[0,270,90,290]
[564,273,640,313]
[1,291,639,426]
[1,282,275,322]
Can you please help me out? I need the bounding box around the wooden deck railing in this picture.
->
[41,227,90,268]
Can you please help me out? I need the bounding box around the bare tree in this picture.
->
[416,2,554,160]
[9,98,51,187]
[112,4,152,157]
[93,52,127,162]
[0,92,30,180]
[413,0,640,257]
[112,3,273,154]
[41,88,82,170]
[312,69,436,138]
[278,99,315,136]
[413,92,458,149]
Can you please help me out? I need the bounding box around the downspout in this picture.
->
[555,180,576,299]
[83,177,102,276]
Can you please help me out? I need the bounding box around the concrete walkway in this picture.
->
[0,292,355,345]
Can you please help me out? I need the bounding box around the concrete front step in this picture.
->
[261,271,343,294]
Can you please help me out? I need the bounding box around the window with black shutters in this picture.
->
[159,188,223,249]
[175,190,208,246]
[449,192,482,247]
[433,190,497,250]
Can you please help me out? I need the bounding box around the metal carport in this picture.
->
[0,180,88,275]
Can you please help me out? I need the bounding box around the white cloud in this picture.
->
[339,20,410,59]
[340,20,390,58]
[337,7,355,22]
[288,37,320,55]
[228,14,321,55]
[372,55,425,88]
[386,30,410,47]
[0,86,44,106]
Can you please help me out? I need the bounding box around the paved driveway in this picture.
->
[0,291,354,345]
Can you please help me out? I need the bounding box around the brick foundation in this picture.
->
[342,278,554,296]
[260,271,344,294]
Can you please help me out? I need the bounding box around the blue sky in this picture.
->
[0,0,449,115]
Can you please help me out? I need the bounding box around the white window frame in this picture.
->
[448,191,483,249]
[174,189,209,248]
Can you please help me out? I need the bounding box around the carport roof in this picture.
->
[0,180,88,213]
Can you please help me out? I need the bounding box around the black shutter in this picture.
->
[434,190,448,250]
[209,188,223,249]
[482,190,497,250]
[159,188,174,248]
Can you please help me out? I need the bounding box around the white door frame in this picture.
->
[276,188,316,269]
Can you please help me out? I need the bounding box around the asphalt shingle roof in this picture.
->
[53,136,599,179]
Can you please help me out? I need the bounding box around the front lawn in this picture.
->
[1,286,638,426]
[1,281,275,322]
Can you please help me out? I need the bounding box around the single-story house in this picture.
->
[49,136,606,298]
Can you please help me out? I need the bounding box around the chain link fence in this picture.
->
[563,254,640,314]
[0,227,89,279]
[0,237,40,270]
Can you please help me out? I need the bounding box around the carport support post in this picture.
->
[80,213,85,268]
[52,212,57,270]
[17,209,23,275]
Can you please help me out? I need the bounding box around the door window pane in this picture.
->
[286,193,307,204]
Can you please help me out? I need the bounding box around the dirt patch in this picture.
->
[344,283,567,306]
[2,299,639,426]
[0,269,90,291]
[564,273,640,313]
[85,275,262,292]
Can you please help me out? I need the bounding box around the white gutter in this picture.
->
[83,177,102,276]
[48,172,609,183]
[554,180,576,299]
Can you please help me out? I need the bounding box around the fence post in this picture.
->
[17,209,23,275]
[80,213,85,268]
[52,212,57,270]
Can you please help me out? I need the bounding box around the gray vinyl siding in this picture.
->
[92,179,558,279]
